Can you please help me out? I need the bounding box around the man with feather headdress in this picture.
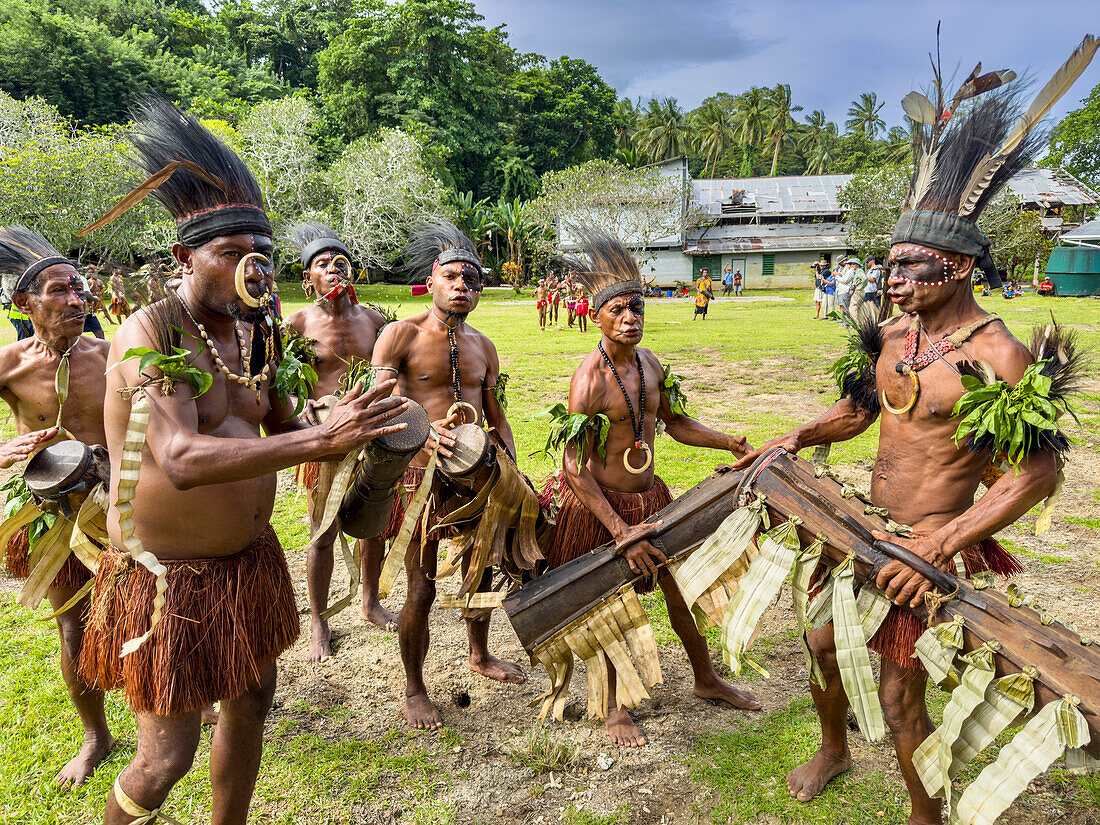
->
[0,225,114,788]
[283,222,397,660]
[371,220,526,731]
[76,98,410,825]
[734,36,1096,824]
[542,228,759,747]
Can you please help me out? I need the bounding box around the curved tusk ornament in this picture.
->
[881,370,919,415]
[446,401,479,426]
[235,252,271,308]
[623,442,653,475]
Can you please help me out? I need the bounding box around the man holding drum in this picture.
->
[731,54,1082,824]
[544,228,759,748]
[77,98,409,825]
[283,222,395,661]
[0,225,114,788]
[372,221,525,731]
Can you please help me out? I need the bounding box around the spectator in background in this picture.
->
[834,256,854,316]
[812,261,826,319]
[722,265,733,296]
[864,256,883,311]
[847,258,868,317]
[694,267,713,320]
[821,265,836,318]
[733,269,743,296]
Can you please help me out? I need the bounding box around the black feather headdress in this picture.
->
[892,34,1098,287]
[0,225,74,295]
[80,97,272,247]
[563,227,643,312]
[830,305,892,416]
[405,221,483,287]
[286,221,351,270]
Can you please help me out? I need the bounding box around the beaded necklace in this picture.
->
[432,310,462,404]
[178,296,270,395]
[881,313,999,415]
[597,341,652,474]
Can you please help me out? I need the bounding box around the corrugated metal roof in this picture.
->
[693,175,853,216]
[690,168,1097,219]
[1005,168,1098,206]
[685,221,849,253]
[1063,219,1100,240]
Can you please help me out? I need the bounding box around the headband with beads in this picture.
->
[889,242,965,286]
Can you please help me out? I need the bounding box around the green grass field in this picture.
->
[1,286,1097,823]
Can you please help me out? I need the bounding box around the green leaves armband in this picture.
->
[539,403,612,466]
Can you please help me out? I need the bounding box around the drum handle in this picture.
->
[873,540,958,594]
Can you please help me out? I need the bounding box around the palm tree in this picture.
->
[636,97,689,162]
[733,86,769,149]
[614,144,645,169]
[798,110,839,174]
[764,84,803,176]
[614,97,642,152]
[845,91,886,139]
[883,117,921,164]
[691,100,736,178]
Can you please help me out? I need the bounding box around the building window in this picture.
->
[762,253,775,276]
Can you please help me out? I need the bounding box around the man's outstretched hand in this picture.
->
[321,378,409,453]
[0,428,57,469]
[731,432,802,471]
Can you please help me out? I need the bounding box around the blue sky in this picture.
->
[472,0,1100,129]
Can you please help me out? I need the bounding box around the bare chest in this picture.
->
[401,332,488,405]
[877,337,966,422]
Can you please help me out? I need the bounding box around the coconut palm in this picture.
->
[845,91,886,139]
[884,117,920,164]
[636,97,689,161]
[764,84,803,176]
[798,110,839,174]
[614,97,642,152]
[733,86,769,149]
[614,144,645,169]
[692,100,737,178]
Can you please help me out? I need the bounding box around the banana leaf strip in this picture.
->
[791,533,826,689]
[672,498,767,610]
[954,695,1090,825]
[831,553,885,741]
[720,515,802,676]
[915,615,966,691]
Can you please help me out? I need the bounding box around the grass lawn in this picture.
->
[1,285,1097,823]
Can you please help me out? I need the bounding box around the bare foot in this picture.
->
[467,653,525,684]
[786,747,853,802]
[694,678,762,710]
[56,732,114,789]
[201,704,219,726]
[361,599,398,632]
[605,706,646,747]
[308,618,332,663]
[405,692,444,730]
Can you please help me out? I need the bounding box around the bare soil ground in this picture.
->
[262,374,1100,825]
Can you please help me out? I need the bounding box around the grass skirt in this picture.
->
[78,525,299,715]
[4,525,91,590]
[540,474,672,594]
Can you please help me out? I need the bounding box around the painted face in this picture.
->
[596,293,644,343]
[306,249,351,296]
[21,265,87,335]
[886,243,969,313]
[428,261,482,317]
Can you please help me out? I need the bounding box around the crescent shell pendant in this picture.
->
[623,442,653,475]
[446,401,479,426]
[880,370,919,415]
[234,252,271,308]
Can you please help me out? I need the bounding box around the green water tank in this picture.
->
[1043,246,1100,296]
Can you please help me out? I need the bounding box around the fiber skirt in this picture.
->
[541,474,672,593]
[5,525,91,590]
[78,526,299,715]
